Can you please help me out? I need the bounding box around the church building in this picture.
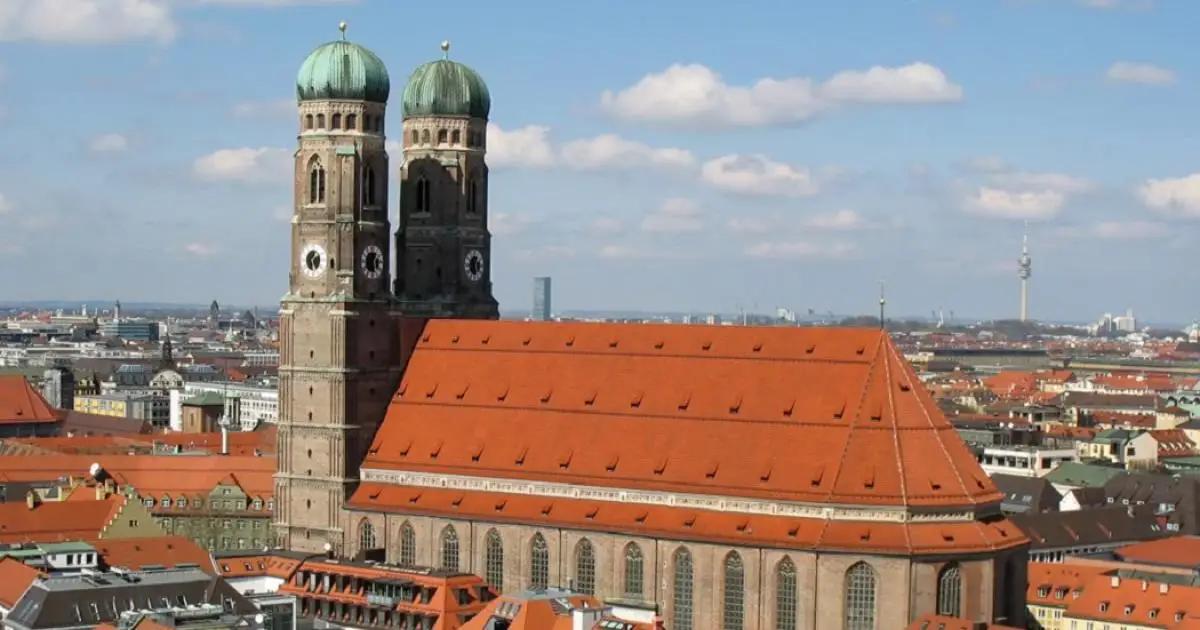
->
[275,28,1029,630]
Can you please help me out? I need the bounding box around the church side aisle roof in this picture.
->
[359,320,1003,513]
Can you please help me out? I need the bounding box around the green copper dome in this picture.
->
[296,39,390,103]
[402,56,491,119]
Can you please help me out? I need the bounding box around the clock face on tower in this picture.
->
[464,249,484,282]
[361,245,383,279]
[301,244,327,278]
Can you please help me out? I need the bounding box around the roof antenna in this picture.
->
[441,40,450,59]
[878,281,886,331]
[338,21,347,40]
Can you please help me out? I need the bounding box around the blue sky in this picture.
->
[1,0,1198,323]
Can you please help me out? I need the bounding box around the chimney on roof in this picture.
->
[1160,583,1169,594]
[25,491,37,510]
[572,607,604,630]
[1111,576,1121,588]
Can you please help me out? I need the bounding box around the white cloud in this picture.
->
[968,187,1065,220]
[600,62,961,128]
[231,99,295,119]
[183,242,216,257]
[744,240,856,260]
[195,0,354,5]
[587,217,625,236]
[641,198,705,234]
[486,123,555,168]
[1078,0,1154,10]
[1090,221,1169,239]
[1140,173,1200,217]
[992,171,1092,194]
[561,134,694,171]
[193,147,291,184]
[514,244,576,261]
[701,154,819,197]
[491,212,537,237]
[0,0,176,44]
[1106,61,1175,86]
[88,132,128,153]
[804,209,875,230]
[0,193,10,215]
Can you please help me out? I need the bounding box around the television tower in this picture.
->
[1018,226,1032,322]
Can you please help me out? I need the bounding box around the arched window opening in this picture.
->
[331,113,342,130]
[308,158,326,205]
[623,542,644,598]
[845,562,877,630]
[398,522,415,565]
[775,557,797,630]
[451,129,461,145]
[305,114,313,130]
[358,519,376,551]
[467,180,479,215]
[346,114,357,131]
[574,539,595,595]
[723,552,744,630]
[937,563,963,617]
[421,129,430,145]
[437,129,448,145]
[439,525,459,571]
[485,529,504,592]
[414,177,430,214]
[316,113,325,129]
[530,533,549,590]
[364,167,377,206]
[673,547,694,630]
[411,130,419,146]
[376,117,383,134]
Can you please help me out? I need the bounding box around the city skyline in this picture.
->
[1,1,1198,322]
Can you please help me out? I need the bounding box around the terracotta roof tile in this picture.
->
[92,536,215,573]
[1116,536,1200,570]
[0,494,128,544]
[0,375,58,425]
[1066,573,1200,627]
[0,556,40,608]
[363,321,1001,512]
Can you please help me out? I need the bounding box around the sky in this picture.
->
[0,0,1198,324]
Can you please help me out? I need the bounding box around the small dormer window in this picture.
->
[1099,602,1109,612]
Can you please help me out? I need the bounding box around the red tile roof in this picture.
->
[0,375,58,425]
[1116,536,1200,570]
[1066,573,1200,628]
[1148,430,1197,458]
[93,535,215,573]
[362,321,1000,512]
[906,614,1020,630]
[459,593,616,630]
[0,494,128,544]
[215,553,305,579]
[0,556,40,608]
[349,482,1025,556]
[0,454,274,498]
[1025,562,1109,609]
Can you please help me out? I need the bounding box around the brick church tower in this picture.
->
[274,26,405,554]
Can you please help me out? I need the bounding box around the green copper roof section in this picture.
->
[402,58,491,119]
[297,39,390,104]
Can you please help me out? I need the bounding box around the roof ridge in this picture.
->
[823,330,884,505]
[879,334,912,527]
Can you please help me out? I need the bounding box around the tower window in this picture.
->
[437,129,448,145]
[305,114,313,130]
[364,167,377,206]
[308,158,326,204]
[411,130,419,146]
[316,114,325,129]
[346,114,357,131]
[415,177,430,213]
[331,113,342,130]
[467,180,479,215]
[451,129,460,145]
[421,129,430,145]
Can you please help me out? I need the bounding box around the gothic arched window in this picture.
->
[844,562,877,630]
[364,167,377,206]
[415,177,430,214]
[467,179,480,215]
[305,114,313,130]
[723,551,745,630]
[485,529,504,592]
[673,547,694,630]
[530,533,549,590]
[451,129,461,145]
[411,129,419,146]
[623,542,643,598]
[398,521,415,565]
[775,557,797,630]
[937,563,962,617]
[421,129,430,145]
[316,113,325,129]
[439,525,459,571]
[574,538,595,595]
[437,129,448,145]
[346,114,357,131]
[358,519,376,551]
[308,158,325,205]
[331,113,342,130]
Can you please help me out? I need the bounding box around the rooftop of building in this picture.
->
[1065,573,1200,628]
[0,376,58,426]
[1116,536,1200,570]
[0,556,41,609]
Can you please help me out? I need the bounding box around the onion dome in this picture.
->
[402,41,491,119]
[296,24,390,103]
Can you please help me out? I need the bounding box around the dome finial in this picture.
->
[338,21,348,40]
[440,40,450,59]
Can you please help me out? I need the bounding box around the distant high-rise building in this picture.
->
[1018,228,1032,322]
[209,300,220,329]
[532,276,552,321]
[41,368,74,410]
